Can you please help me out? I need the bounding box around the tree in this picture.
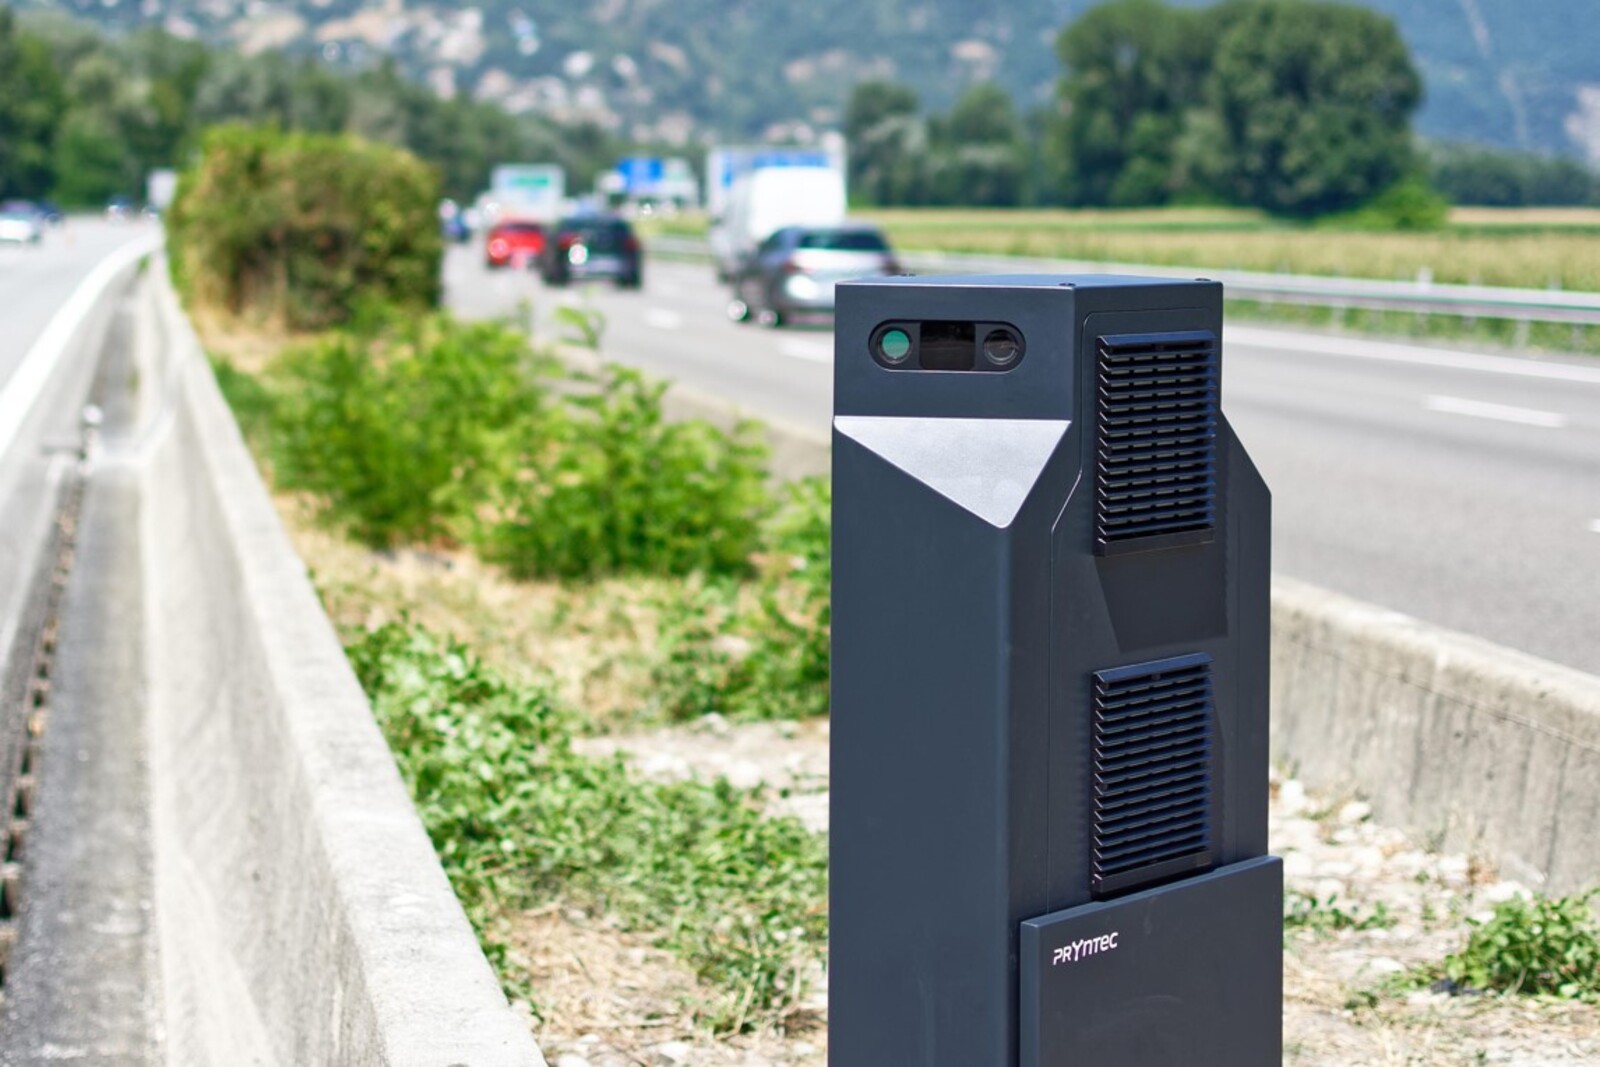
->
[1050,0,1216,206]
[1429,143,1598,207]
[928,84,1026,207]
[1207,0,1421,217]
[0,9,66,198]
[844,80,923,206]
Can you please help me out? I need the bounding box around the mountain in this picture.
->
[12,0,1599,162]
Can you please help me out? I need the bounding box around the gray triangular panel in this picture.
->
[835,416,1070,528]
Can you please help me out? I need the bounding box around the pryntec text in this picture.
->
[1051,932,1120,965]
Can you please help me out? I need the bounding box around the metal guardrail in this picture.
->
[647,236,1600,327]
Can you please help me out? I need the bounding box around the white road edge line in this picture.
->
[1226,325,1600,386]
[0,233,163,462]
[1589,519,1600,535]
[778,338,833,363]
[1421,394,1568,428]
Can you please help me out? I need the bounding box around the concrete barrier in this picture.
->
[139,267,543,1065]
[1271,577,1600,894]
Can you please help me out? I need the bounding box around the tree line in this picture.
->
[0,8,616,207]
[846,0,1598,216]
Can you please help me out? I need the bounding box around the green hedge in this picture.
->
[167,125,441,329]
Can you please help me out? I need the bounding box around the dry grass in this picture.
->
[187,305,308,374]
[277,493,673,725]
[512,908,825,1066]
[1450,206,1600,228]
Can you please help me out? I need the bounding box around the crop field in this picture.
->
[644,206,1600,292]
[858,207,1600,292]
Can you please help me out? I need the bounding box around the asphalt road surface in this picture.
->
[0,219,154,393]
[447,247,1600,677]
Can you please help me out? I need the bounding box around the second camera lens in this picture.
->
[982,328,1022,368]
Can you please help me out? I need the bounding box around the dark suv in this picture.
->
[727,224,898,328]
[540,215,643,288]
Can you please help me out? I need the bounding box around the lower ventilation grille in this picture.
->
[1091,653,1216,896]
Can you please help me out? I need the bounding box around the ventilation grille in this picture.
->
[1094,331,1218,554]
[1091,653,1215,896]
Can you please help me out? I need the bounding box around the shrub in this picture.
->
[230,311,772,577]
[167,125,442,329]
[473,367,771,580]
[265,312,545,547]
[1324,175,1451,232]
[349,620,829,1030]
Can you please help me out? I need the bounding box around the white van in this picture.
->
[709,166,846,281]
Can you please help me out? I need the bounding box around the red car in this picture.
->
[484,221,546,269]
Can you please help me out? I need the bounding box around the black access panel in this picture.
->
[829,274,1280,1067]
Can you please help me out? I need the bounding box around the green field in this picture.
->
[643,206,1600,292]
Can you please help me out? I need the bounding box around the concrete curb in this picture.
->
[604,351,1600,893]
[140,266,543,1065]
[1271,577,1600,893]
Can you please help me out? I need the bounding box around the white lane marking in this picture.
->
[1226,325,1600,386]
[1589,518,1600,535]
[644,307,683,330]
[0,232,161,461]
[1421,394,1568,428]
[778,338,833,363]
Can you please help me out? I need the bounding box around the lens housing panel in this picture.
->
[869,320,1026,372]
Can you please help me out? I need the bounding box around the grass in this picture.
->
[349,619,829,1033]
[211,319,835,1033]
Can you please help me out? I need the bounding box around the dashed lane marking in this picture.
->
[1421,394,1567,428]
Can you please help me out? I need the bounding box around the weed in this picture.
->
[348,620,829,1032]
[1284,890,1396,936]
[1404,891,1600,1002]
[554,302,607,350]
[648,477,831,723]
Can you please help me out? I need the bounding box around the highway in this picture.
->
[446,247,1600,676]
[0,220,155,391]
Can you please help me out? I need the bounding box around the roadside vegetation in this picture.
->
[217,316,832,1033]
[349,619,828,1033]
[217,302,1600,1041]
[186,112,1598,1059]
[1393,890,1600,1004]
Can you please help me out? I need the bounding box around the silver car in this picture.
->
[0,204,44,245]
[728,224,899,327]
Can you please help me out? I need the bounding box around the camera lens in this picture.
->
[876,327,913,364]
[982,328,1022,368]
